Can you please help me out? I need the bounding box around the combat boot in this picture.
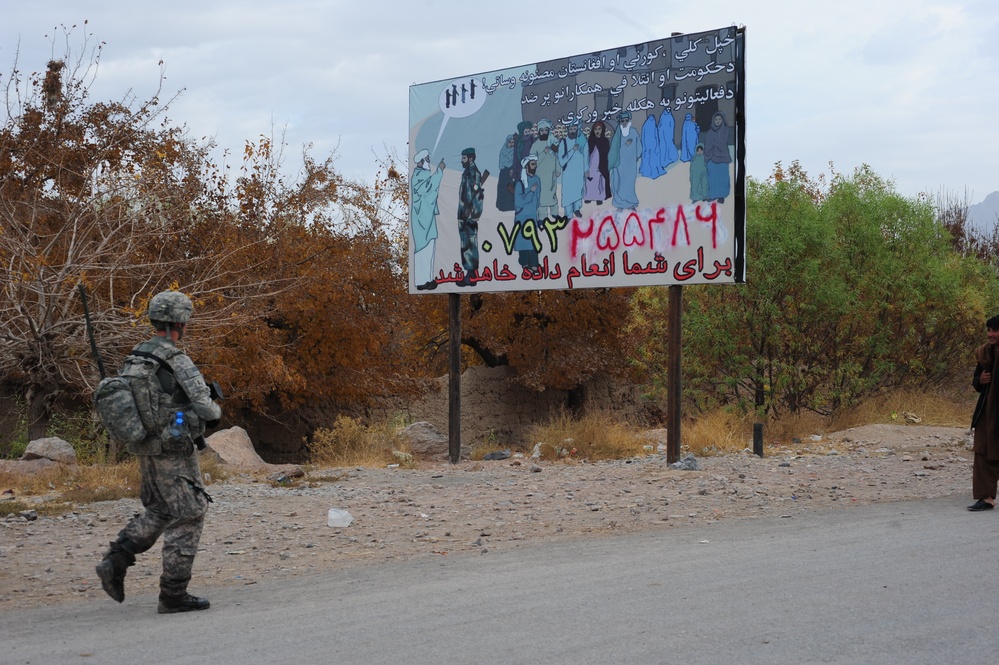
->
[157,592,211,614]
[95,541,136,603]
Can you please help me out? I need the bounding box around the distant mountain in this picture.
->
[968,191,999,232]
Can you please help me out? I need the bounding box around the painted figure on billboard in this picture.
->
[513,120,535,182]
[411,148,445,290]
[640,113,664,179]
[689,143,708,203]
[657,108,680,171]
[458,147,488,287]
[584,120,611,204]
[533,119,561,221]
[496,134,516,212]
[704,111,732,203]
[558,119,587,219]
[609,110,641,211]
[680,113,700,162]
[513,154,541,270]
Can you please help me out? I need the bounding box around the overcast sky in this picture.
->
[3,0,996,203]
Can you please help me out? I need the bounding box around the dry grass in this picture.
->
[826,388,971,431]
[681,388,974,457]
[309,415,415,469]
[0,460,141,516]
[682,409,755,456]
[525,410,647,461]
[0,451,233,516]
[0,390,975,513]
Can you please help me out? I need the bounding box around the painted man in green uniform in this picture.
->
[457,147,488,286]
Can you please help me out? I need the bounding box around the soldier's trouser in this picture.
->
[120,451,209,596]
[459,219,479,276]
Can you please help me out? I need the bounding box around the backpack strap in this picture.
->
[130,350,173,374]
[129,341,183,370]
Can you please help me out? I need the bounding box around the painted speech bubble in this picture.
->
[431,76,487,158]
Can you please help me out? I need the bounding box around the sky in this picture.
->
[2,0,997,204]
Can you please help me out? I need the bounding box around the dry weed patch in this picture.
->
[309,415,414,468]
[675,388,973,458]
[682,409,754,456]
[0,461,141,516]
[827,389,971,430]
[527,411,646,461]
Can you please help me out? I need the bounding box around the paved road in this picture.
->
[4,495,998,664]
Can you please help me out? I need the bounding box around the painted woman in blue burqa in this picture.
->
[703,111,732,203]
[656,109,679,172]
[640,113,664,179]
[496,134,516,211]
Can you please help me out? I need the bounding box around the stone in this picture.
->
[205,427,301,479]
[483,449,511,461]
[21,437,77,465]
[670,454,700,471]
[205,427,267,469]
[400,422,448,460]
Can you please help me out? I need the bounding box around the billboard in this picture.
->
[408,27,745,294]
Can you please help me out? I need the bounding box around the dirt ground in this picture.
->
[0,424,977,611]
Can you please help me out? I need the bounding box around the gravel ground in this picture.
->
[0,424,975,610]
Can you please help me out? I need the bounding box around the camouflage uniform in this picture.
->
[97,292,221,613]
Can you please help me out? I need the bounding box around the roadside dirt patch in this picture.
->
[0,424,974,610]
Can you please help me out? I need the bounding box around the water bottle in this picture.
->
[168,411,185,438]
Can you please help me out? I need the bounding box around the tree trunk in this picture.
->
[26,383,55,442]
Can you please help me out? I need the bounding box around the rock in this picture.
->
[21,437,77,465]
[204,427,302,480]
[400,422,448,460]
[483,449,511,461]
[670,454,700,471]
[266,466,306,483]
[205,427,267,468]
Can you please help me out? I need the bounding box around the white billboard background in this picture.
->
[408,27,745,294]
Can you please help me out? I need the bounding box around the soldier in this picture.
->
[96,291,222,613]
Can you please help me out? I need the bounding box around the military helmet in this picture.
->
[148,291,193,324]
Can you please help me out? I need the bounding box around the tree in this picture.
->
[206,145,426,418]
[631,162,999,418]
[0,30,342,444]
[0,32,198,440]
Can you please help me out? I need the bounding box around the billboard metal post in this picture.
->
[448,293,461,464]
[667,285,682,464]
